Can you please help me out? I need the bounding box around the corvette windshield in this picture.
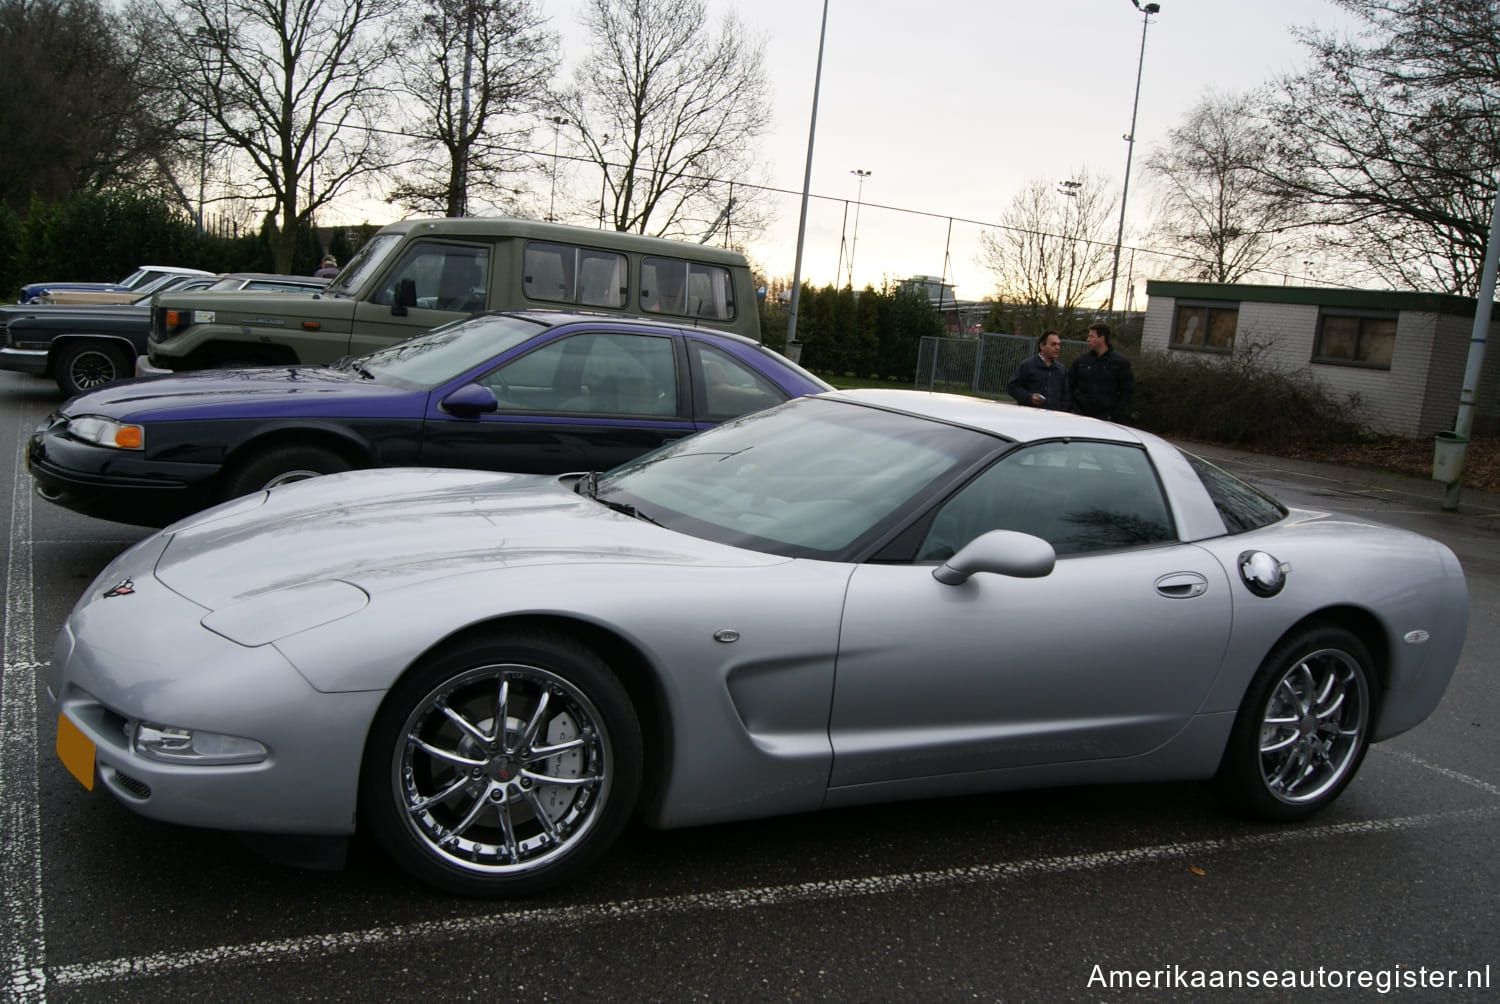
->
[599,397,991,556]
[349,314,550,386]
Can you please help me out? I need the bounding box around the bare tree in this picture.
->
[131,0,400,271]
[977,170,1119,336]
[1144,91,1312,283]
[0,0,177,210]
[1261,0,1500,294]
[388,0,558,217]
[553,0,772,240]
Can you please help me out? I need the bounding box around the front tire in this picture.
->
[56,341,132,397]
[222,444,353,499]
[360,630,642,897]
[1215,624,1375,821]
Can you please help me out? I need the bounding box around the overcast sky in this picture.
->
[517,0,1356,303]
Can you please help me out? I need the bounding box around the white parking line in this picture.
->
[1378,746,1500,797]
[1,435,45,1003]
[44,805,1500,990]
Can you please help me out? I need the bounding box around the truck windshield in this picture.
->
[326,233,402,295]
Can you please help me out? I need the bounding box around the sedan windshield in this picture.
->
[599,396,995,557]
[344,313,551,387]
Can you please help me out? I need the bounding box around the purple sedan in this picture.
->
[27,311,830,527]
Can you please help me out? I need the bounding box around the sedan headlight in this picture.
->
[131,721,267,765]
[66,415,144,450]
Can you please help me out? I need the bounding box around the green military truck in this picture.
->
[145,217,762,372]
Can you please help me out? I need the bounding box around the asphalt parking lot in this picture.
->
[2,371,1496,1002]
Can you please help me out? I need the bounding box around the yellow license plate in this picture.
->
[56,712,95,791]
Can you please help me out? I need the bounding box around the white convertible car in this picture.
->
[49,390,1468,896]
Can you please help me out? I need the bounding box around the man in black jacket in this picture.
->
[1068,322,1134,422]
[1007,331,1070,410]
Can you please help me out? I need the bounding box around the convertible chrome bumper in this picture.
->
[0,346,48,375]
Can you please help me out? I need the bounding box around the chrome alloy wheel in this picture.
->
[1257,647,1369,804]
[393,663,613,875]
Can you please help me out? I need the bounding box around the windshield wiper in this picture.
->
[576,473,660,525]
[597,497,662,526]
[329,355,375,379]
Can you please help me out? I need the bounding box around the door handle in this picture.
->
[1155,572,1208,598]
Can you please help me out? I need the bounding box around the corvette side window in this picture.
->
[917,441,1175,561]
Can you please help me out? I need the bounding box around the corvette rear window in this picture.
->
[1184,453,1287,533]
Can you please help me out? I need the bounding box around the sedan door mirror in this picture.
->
[439,382,499,417]
[933,530,1056,585]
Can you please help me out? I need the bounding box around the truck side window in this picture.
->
[371,242,489,312]
[641,256,734,319]
[524,242,627,308]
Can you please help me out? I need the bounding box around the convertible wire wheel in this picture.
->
[1257,647,1369,804]
[394,663,613,874]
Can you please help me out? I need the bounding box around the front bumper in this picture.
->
[51,558,385,835]
[135,354,170,377]
[0,346,49,375]
[28,425,220,527]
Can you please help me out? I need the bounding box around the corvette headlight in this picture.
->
[131,721,267,765]
[66,415,144,450]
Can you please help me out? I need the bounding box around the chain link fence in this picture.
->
[914,333,1088,400]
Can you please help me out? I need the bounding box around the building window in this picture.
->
[1313,312,1396,368]
[1170,302,1238,353]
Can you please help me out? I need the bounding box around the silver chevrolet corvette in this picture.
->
[49,390,1468,896]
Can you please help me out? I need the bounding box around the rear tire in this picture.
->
[222,444,353,499]
[56,341,132,397]
[1214,624,1375,821]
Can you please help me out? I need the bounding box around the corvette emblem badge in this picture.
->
[103,578,135,598]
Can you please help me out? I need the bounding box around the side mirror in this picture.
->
[392,278,417,316]
[439,382,499,417]
[933,530,1056,585]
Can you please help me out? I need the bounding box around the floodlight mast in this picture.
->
[1108,1,1160,314]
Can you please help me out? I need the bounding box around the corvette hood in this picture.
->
[153,467,775,610]
[62,365,409,420]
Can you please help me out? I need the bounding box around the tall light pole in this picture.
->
[847,168,871,288]
[455,4,476,217]
[785,0,830,360]
[547,116,569,221]
[1108,1,1159,314]
[598,134,610,229]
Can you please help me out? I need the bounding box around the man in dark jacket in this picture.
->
[1007,331,1070,410]
[1068,322,1134,422]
